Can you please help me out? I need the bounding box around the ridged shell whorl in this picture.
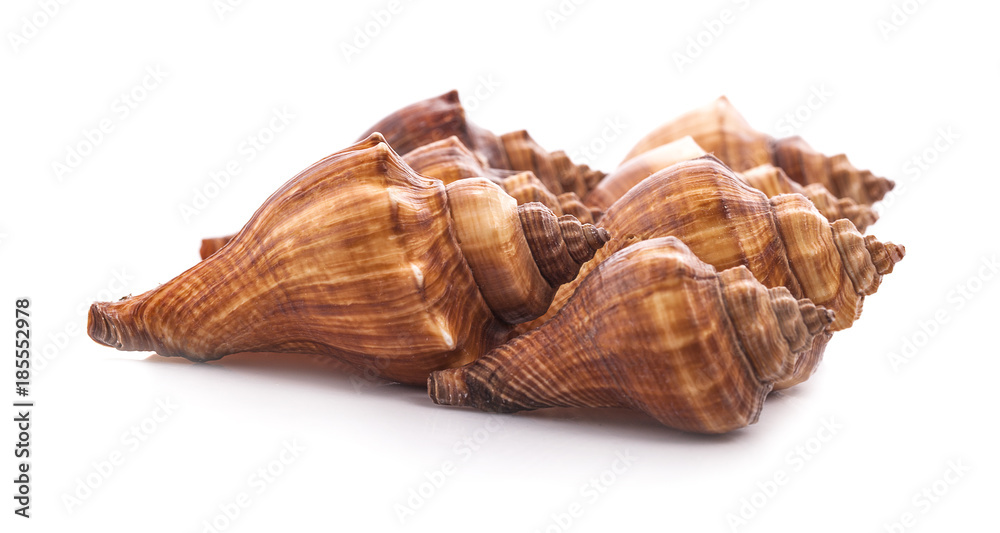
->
[87,134,608,384]
[428,237,833,434]
[358,90,508,168]
[621,96,894,205]
[358,90,605,198]
[740,164,878,232]
[584,136,707,211]
[444,178,608,324]
[402,135,593,222]
[402,135,507,185]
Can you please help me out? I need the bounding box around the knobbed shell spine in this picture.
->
[428,237,833,434]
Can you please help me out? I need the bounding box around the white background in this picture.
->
[2,0,998,531]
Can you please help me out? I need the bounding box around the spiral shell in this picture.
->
[622,96,894,206]
[88,134,608,384]
[740,164,878,231]
[516,156,903,388]
[428,237,833,434]
[358,90,605,198]
[197,136,593,259]
[586,137,877,231]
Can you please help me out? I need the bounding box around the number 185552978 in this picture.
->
[15,298,30,396]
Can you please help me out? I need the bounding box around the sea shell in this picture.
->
[358,90,605,198]
[517,156,903,389]
[586,136,878,231]
[197,136,592,259]
[428,237,834,434]
[401,136,595,222]
[88,134,608,384]
[584,136,707,211]
[622,96,894,206]
[741,164,878,232]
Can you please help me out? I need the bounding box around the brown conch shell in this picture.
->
[400,136,596,222]
[87,134,608,384]
[358,90,605,198]
[622,96,894,206]
[197,136,595,260]
[518,156,903,389]
[584,136,707,211]
[586,136,877,231]
[740,164,878,232]
[428,237,834,434]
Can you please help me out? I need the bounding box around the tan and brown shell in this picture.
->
[428,237,833,434]
[586,136,877,231]
[622,96,894,206]
[358,90,605,198]
[87,134,608,384]
[198,136,595,260]
[518,156,903,389]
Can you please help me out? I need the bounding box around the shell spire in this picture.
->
[428,237,833,434]
[357,90,509,168]
[621,96,894,206]
[89,134,607,384]
[358,90,605,197]
[740,164,879,232]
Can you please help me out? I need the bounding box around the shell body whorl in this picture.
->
[428,237,833,434]
[584,136,707,211]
